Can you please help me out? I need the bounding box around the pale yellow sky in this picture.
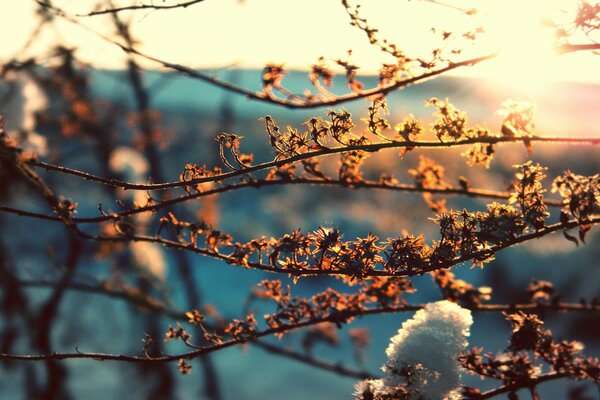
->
[1,0,598,86]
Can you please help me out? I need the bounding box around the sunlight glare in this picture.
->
[476,0,567,93]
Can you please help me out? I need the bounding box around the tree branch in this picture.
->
[0,177,563,225]
[471,372,568,399]
[557,43,600,54]
[79,0,207,17]
[1,299,597,364]
[35,0,497,109]
[30,134,600,191]
[84,217,600,278]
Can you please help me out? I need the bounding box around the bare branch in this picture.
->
[85,217,600,278]
[35,0,497,109]
[472,372,568,399]
[1,300,597,364]
[0,177,564,225]
[79,0,207,17]
[30,135,600,191]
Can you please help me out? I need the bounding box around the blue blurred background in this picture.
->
[1,68,599,399]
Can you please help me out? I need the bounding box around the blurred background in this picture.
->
[1,1,599,399]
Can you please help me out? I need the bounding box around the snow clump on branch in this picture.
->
[354,300,473,400]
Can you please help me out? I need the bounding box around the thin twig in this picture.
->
[473,372,568,399]
[254,339,375,379]
[20,279,182,318]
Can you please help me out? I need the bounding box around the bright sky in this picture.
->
[1,0,599,89]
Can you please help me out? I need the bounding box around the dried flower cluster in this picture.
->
[461,312,600,399]
[153,162,598,278]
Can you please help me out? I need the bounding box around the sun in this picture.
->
[472,0,571,92]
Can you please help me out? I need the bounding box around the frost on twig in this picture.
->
[354,300,472,400]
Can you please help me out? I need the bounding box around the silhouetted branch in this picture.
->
[470,372,568,399]
[0,177,564,225]
[19,276,598,384]
[34,234,83,400]
[35,1,498,109]
[1,299,598,364]
[29,135,600,191]
[3,2,599,396]
[0,133,78,232]
[35,0,600,112]
[85,217,600,278]
[79,0,207,17]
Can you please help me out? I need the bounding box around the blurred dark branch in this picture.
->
[0,134,78,233]
[171,247,223,399]
[80,0,206,17]
[254,339,374,380]
[113,13,221,398]
[113,13,165,184]
[1,102,84,398]
[557,43,600,54]
[21,279,181,317]
[0,206,66,222]
[34,234,83,400]
[29,134,600,191]
[0,239,35,365]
